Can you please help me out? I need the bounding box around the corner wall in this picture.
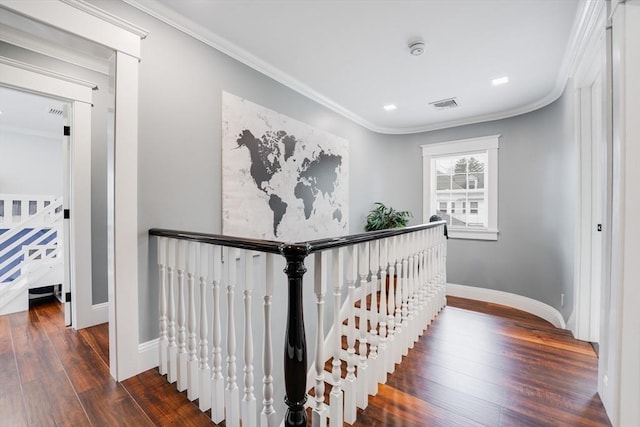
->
[395,88,577,320]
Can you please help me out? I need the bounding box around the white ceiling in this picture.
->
[128,0,583,134]
[0,86,65,138]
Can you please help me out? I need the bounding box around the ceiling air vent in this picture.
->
[48,108,64,116]
[429,97,459,110]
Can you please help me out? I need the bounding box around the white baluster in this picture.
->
[167,239,178,383]
[417,231,428,333]
[177,240,188,391]
[401,235,410,356]
[210,246,225,423]
[394,236,403,365]
[158,237,168,376]
[329,248,344,427]
[343,245,357,424]
[226,247,240,427]
[242,251,257,427]
[261,253,276,427]
[428,229,437,322]
[406,234,416,347]
[187,242,199,400]
[356,242,369,409]
[386,237,396,373]
[441,226,448,310]
[367,240,379,396]
[199,244,211,412]
[377,238,388,385]
[312,251,329,426]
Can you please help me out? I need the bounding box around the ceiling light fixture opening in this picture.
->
[408,40,425,56]
[492,76,509,86]
[384,104,397,111]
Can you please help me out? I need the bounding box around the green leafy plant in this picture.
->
[365,202,412,232]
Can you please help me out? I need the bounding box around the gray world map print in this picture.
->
[222,92,349,242]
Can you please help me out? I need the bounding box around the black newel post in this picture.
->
[281,244,309,427]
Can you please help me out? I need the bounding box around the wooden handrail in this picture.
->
[149,220,446,256]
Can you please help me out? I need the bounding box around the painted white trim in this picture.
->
[0,56,98,331]
[109,51,141,381]
[447,228,498,241]
[4,0,145,382]
[91,302,108,324]
[420,135,500,157]
[446,283,567,329]
[122,0,601,135]
[0,25,110,76]
[58,0,149,39]
[0,0,148,59]
[0,57,96,101]
[138,338,159,373]
[570,0,608,344]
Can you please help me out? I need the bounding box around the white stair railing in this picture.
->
[150,221,447,427]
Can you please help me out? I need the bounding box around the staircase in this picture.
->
[0,194,64,315]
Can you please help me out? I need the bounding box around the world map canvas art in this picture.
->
[222,92,349,242]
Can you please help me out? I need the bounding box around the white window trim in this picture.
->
[422,135,499,240]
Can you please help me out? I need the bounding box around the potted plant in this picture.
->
[364,202,412,231]
[364,202,412,295]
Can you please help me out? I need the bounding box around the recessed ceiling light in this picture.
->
[492,76,509,86]
[384,104,397,111]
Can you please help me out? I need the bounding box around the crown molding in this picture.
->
[122,0,604,135]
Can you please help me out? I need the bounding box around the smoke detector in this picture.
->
[409,40,426,56]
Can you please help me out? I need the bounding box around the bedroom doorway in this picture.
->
[0,86,71,323]
[0,58,96,330]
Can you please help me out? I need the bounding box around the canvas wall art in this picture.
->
[222,91,349,242]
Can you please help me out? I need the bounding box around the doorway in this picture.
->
[0,86,71,323]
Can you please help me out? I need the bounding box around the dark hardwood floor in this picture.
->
[0,295,611,426]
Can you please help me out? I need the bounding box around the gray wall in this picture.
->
[94,0,577,338]
[396,87,577,320]
[93,1,576,420]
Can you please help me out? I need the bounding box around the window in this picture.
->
[422,135,499,240]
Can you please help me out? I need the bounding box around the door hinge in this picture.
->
[65,292,71,303]
[64,126,70,136]
[597,224,602,232]
[64,209,70,219]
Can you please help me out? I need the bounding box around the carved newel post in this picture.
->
[281,244,309,427]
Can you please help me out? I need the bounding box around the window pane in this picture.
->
[431,151,490,229]
[436,174,451,191]
[453,173,466,189]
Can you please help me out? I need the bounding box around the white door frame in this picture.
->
[0,0,148,381]
[598,1,640,425]
[0,57,95,329]
[570,3,608,342]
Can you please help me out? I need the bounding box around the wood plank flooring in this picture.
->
[0,295,611,426]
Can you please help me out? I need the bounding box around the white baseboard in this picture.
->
[446,283,566,329]
[91,302,109,324]
[139,338,159,372]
